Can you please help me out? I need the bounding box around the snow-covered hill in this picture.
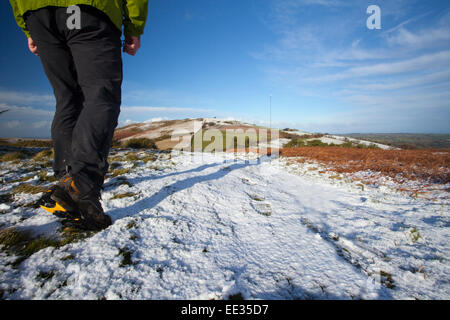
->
[113,118,395,151]
[0,150,448,299]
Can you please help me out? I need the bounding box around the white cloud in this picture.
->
[386,26,450,48]
[306,50,450,83]
[349,69,450,91]
[0,103,53,138]
[32,120,52,129]
[143,117,168,123]
[0,104,54,118]
[5,120,21,129]
[0,90,55,107]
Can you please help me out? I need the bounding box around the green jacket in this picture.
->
[9,0,148,38]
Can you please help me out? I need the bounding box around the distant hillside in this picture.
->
[112,118,395,151]
[341,134,450,149]
[113,118,285,150]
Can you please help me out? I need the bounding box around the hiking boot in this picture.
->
[41,174,111,230]
[47,174,82,218]
[54,174,81,202]
[77,196,112,231]
[39,181,80,220]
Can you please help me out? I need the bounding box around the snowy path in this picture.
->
[0,151,448,299]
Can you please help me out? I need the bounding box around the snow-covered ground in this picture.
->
[0,150,448,299]
[327,135,394,150]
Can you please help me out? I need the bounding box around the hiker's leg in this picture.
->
[65,6,123,198]
[24,8,83,178]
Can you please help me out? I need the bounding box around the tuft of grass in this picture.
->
[61,254,75,261]
[109,154,125,162]
[249,194,264,201]
[110,168,131,178]
[36,270,55,282]
[9,175,34,183]
[59,227,93,246]
[147,164,164,171]
[11,183,47,195]
[121,138,157,149]
[124,152,140,161]
[109,162,121,170]
[410,228,422,243]
[379,271,395,289]
[141,154,157,163]
[33,149,53,161]
[126,220,138,230]
[107,176,133,188]
[0,227,32,249]
[38,171,58,183]
[0,152,28,162]
[111,192,138,200]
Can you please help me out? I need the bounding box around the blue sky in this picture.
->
[0,0,449,138]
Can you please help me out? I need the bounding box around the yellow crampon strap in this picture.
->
[40,202,67,214]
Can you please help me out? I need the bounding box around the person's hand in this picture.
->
[123,36,141,56]
[28,37,39,56]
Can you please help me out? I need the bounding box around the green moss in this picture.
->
[118,247,133,267]
[0,228,57,267]
[0,226,94,267]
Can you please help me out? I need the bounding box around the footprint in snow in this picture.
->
[251,201,272,216]
[248,193,272,216]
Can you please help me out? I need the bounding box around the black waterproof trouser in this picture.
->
[25,6,122,198]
